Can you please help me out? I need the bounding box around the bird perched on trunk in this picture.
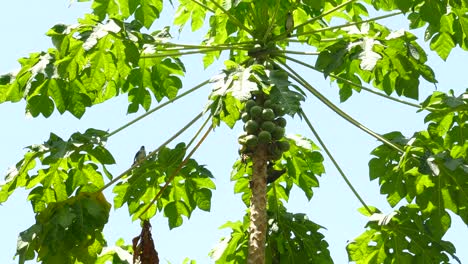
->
[285,12,294,37]
[133,146,146,165]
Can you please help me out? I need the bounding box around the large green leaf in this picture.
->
[212,205,332,264]
[0,16,184,118]
[211,217,249,263]
[15,192,111,264]
[113,143,215,226]
[315,22,436,101]
[207,62,260,127]
[266,205,332,264]
[369,90,468,223]
[367,0,468,60]
[134,0,163,28]
[88,0,163,28]
[174,0,207,32]
[267,70,306,116]
[0,129,113,212]
[347,204,460,263]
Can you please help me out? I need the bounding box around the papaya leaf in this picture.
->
[212,205,332,264]
[211,217,249,263]
[315,22,436,101]
[347,204,460,263]
[174,0,208,32]
[0,129,113,210]
[266,204,333,263]
[369,90,468,224]
[15,192,111,264]
[113,143,215,226]
[1,16,184,118]
[268,70,306,116]
[208,62,260,127]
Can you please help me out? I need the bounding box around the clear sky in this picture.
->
[1,1,467,263]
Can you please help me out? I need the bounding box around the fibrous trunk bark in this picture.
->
[248,146,268,264]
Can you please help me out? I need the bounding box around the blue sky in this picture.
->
[1,1,467,263]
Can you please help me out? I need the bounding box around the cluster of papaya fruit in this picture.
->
[238,97,290,160]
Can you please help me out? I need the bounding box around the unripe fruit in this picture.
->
[273,104,286,116]
[238,132,248,143]
[241,112,250,123]
[250,106,263,119]
[270,151,283,161]
[245,100,256,111]
[245,135,258,148]
[277,140,290,152]
[261,121,276,132]
[268,145,283,160]
[275,117,287,128]
[245,120,259,134]
[258,130,272,144]
[263,99,273,108]
[261,108,275,121]
[272,126,285,140]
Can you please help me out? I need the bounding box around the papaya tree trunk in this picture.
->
[248,146,268,264]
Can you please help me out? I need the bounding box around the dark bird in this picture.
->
[285,12,294,37]
[267,163,287,184]
[133,146,146,165]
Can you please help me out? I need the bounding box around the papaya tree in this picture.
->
[0,0,467,263]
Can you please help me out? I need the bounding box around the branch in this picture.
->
[281,55,424,109]
[287,38,342,43]
[136,125,213,219]
[98,112,204,192]
[275,59,404,153]
[161,41,255,51]
[272,50,320,56]
[187,113,212,150]
[293,11,402,38]
[299,110,372,215]
[293,0,357,31]
[141,46,249,58]
[271,0,358,41]
[107,80,209,138]
[207,0,255,36]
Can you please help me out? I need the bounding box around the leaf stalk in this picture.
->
[275,60,405,153]
[107,80,209,138]
[282,55,424,109]
[300,110,372,214]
